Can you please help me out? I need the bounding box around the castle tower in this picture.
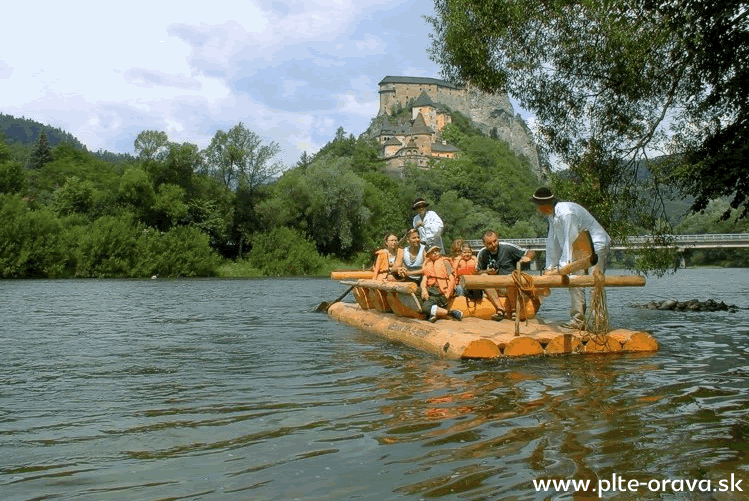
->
[412,91,437,131]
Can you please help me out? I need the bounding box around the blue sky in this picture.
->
[0,0,478,166]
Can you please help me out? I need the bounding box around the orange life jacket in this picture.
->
[423,257,454,296]
[453,257,476,277]
[373,249,394,280]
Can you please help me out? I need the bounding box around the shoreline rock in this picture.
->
[631,299,739,313]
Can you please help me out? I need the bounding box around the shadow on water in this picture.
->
[1,270,748,500]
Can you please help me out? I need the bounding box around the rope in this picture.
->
[511,270,537,335]
[586,269,610,345]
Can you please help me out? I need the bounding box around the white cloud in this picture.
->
[2,0,520,169]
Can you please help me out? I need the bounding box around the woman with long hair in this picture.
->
[372,232,402,281]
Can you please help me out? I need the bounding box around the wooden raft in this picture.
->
[327,302,658,360]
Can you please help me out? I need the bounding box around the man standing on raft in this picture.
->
[412,198,445,254]
[531,187,611,330]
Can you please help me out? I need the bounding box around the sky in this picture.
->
[0,0,486,167]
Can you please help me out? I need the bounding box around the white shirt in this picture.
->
[413,210,444,253]
[545,201,611,269]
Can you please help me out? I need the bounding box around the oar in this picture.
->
[314,285,355,312]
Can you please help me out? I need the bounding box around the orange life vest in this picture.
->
[453,257,476,277]
[423,257,454,296]
[373,249,395,280]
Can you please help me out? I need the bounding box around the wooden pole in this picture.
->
[461,274,645,289]
[354,279,419,294]
[330,270,374,280]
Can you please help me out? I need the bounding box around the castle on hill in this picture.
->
[370,76,544,178]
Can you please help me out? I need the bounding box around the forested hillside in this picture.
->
[4,107,741,278]
[0,114,86,149]
[0,109,549,278]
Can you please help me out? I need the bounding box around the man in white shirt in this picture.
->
[531,187,611,329]
[412,198,445,254]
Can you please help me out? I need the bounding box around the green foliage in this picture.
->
[427,0,749,227]
[118,166,155,211]
[152,183,189,229]
[203,122,282,193]
[0,113,86,149]
[0,160,26,194]
[52,176,97,217]
[74,214,143,277]
[675,199,749,235]
[133,226,220,277]
[0,195,70,278]
[134,130,169,161]
[247,226,326,276]
[259,157,373,258]
[28,131,54,169]
[403,133,542,236]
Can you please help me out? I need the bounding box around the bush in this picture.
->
[247,227,326,275]
[0,194,70,277]
[134,226,220,277]
[75,214,143,277]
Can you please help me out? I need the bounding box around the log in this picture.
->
[545,334,583,354]
[355,279,419,294]
[503,337,544,357]
[582,335,623,353]
[461,339,501,359]
[461,274,645,289]
[330,270,374,280]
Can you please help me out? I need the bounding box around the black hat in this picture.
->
[412,198,429,210]
[530,187,556,204]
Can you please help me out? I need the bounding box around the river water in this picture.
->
[1,269,748,501]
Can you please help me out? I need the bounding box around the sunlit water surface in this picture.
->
[1,269,748,500]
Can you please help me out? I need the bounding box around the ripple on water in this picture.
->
[2,272,749,500]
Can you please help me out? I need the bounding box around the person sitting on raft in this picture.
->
[372,233,403,281]
[453,241,478,298]
[450,238,465,261]
[475,230,535,320]
[420,245,463,322]
[392,228,425,284]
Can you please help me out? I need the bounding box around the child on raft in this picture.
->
[453,241,479,298]
[420,245,463,322]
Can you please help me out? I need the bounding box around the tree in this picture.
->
[203,122,282,193]
[258,157,372,258]
[134,130,168,161]
[28,130,54,169]
[427,0,749,221]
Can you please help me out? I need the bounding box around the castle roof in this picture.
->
[411,113,432,135]
[379,123,411,135]
[378,76,464,90]
[431,142,460,153]
[412,91,436,108]
[383,137,402,146]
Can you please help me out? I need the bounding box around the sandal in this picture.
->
[491,311,505,321]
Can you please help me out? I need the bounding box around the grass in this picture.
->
[216,257,368,278]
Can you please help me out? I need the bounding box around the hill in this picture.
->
[0,113,134,163]
[0,113,86,149]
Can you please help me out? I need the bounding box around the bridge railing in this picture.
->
[466,233,749,251]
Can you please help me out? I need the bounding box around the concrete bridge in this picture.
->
[467,233,749,252]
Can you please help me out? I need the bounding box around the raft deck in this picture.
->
[328,302,658,360]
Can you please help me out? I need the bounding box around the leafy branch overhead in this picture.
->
[427,0,749,220]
